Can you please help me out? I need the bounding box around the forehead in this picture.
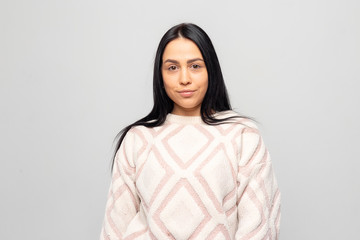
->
[162,38,203,60]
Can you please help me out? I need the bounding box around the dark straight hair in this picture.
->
[111,23,250,170]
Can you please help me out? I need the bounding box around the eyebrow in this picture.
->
[163,58,204,64]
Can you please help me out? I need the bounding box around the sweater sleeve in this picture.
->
[234,127,281,240]
[100,130,140,240]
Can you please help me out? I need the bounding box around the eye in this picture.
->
[168,65,178,71]
[191,64,201,69]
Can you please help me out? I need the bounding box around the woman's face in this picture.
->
[161,38,208,116]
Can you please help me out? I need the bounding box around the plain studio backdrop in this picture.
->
[1,0,359,239]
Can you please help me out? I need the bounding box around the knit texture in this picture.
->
[100,110,281,240]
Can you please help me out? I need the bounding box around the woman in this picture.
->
[100,23,281,240]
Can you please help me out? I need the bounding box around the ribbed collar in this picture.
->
[165,113,204,124]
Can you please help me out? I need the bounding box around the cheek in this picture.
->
[163,79,173,90]
[164,86,173,99]
[162,74,171,92]
[163,85,172,99]
[162,72,175,87]
[203,78,209,90]
[199,74,208,92]
[162,79,176,100]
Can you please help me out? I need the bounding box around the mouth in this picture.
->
[177,90,196,97]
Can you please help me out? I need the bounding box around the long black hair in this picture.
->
[111,23,250,170]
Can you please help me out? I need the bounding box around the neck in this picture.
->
[171,106,201,116]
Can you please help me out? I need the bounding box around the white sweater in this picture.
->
[100,111,281,240]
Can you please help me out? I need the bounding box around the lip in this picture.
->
[177,89,196,97]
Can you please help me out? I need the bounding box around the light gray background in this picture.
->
[1,0,359,239]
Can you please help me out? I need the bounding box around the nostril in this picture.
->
[180,81,191,85]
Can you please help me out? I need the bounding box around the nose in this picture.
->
[179,68,191,85]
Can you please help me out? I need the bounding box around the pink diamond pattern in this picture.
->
[153,178,211,239]
[101,117,281,240]
[206,224,231,240]
[194,143,237,213]
[215,123,238,136]
[162,125,214,169]
[136,146,174,210]
[131,128,148,158]
[106,184,137,239]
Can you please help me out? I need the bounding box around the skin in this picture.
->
[161,38,208,116]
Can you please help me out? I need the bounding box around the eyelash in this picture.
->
[168,66,178,71]
[191,64,201,69]
[167,64,201,71]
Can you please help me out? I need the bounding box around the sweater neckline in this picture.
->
[166,113,203,124]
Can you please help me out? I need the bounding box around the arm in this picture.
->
[100,130,140,240]
[235,127,281,240]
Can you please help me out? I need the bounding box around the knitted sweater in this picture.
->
[100,110,281,240]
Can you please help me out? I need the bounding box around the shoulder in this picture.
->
[122,124,160,148]
[124,125,151,142]
[118,125,153,164]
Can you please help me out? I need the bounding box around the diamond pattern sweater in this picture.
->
[100,111,281,240]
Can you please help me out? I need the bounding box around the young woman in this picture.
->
[100,23,281,240]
